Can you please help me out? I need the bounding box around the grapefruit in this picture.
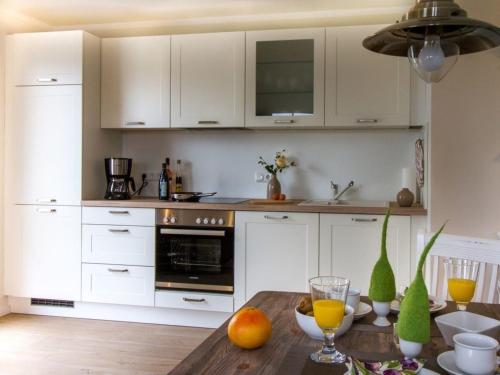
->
[227,307,272,349]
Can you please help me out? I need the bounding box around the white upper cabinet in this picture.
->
[245,28,325,128]
[101,36,171,129]
[5,85,82,206]
[8,30,83,86]
[325,25,410,127]
[171,32,245,128]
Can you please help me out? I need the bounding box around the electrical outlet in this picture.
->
[265,173,272,181]
[254,172,265,183]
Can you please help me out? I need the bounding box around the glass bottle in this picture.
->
[175,160,183,192]
[165,158,173,199]
[159,163,169,200]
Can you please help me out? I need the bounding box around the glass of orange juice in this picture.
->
[309,276,350,364]
[444,258,479,311]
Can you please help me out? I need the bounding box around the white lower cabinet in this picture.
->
[155,291,234,313]
[82,264,155,306]
[234,211,319,309]
[4,204,82,301]
[319,214,411,293]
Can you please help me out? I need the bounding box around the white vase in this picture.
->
[399,338,423,359]
[372,301,391,327]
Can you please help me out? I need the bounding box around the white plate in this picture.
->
[353,302,372,320]
[390,296,447,315]
[344,367,440,375]
[437,351,465,375]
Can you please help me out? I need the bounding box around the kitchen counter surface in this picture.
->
[82,198,427,216]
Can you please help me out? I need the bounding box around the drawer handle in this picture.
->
[36,198,57,203]
[108,229,130,233]
[108,268,129,273]
[36,208,57,214]
[356,119,379,124]
[37,78,57,83]
[274,120,295,124]
[125,121,146,126]
[264,215,289,220]
[108,210,130,215]
[182,297,206,303]
[352,218,378,223]
[198,120,219,125]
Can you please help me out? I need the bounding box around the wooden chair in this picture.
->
[417,233,500,304]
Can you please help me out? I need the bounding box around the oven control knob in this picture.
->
[170,217,177,224]
[203,218,209,225]
[163,217,170,224]
[195,217,202,224]
[210,218,217,225]
[218,218,224,225]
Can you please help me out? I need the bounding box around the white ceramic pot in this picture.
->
[399,338,423,359]
[295,305,354,340]
[372,301,391,327]
[454,333,499,375]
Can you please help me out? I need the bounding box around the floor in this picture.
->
[0,314,213,375]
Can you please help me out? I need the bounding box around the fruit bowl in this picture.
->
[295,305,354,340]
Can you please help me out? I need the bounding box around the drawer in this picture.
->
[82,264,154,306]
[82,225,154,266]
[82,207,155,226]
[155,290,234,313]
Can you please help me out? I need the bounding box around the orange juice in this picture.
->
[448,278,476,303]
[313,299,345,330]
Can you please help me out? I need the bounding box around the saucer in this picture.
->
[353,302,372,320]
[437,351,465,375]
[391,296,447,315]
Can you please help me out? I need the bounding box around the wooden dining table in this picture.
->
[169,291,500,375]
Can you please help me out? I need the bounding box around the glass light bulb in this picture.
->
[417,35,445,72]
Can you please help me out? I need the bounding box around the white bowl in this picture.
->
[435,311,500,347]
[295,305,354,340]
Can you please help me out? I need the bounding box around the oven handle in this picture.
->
[160,228,226,237]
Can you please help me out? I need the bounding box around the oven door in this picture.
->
[156,226,234,294]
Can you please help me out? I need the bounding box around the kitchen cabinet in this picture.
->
[5,85,82,206]
[234,211,319,309]
[325,25,410,127]
[4,205,82,301]
[101,35,171,129]
[7,30,83,86]
[171,32,245,128]
[155,290,234,313]
[245,28,325,128]
[319,214,411,293]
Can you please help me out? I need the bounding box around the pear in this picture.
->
[397,223,446,343]
[368,210,396,302]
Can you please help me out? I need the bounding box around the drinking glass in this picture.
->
[444,258,479,311]
[309,276,350,364]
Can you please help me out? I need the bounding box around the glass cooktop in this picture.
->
[198,197,248,204]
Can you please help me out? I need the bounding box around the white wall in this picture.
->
[122,129,422,200]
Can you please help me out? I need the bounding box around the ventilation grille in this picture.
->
[31,298,74,308]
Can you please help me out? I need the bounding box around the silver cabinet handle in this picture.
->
[160,228,225,237]
[356,119,379,124]
[274,120,295,124]
[198,121,219,125]
[108,229,130,233]
[182,297,206,303]
[264,215,289,220]
[352,218,378,223]
[36,198,57,203]
[108,210,130,215]
[108,268,129,273]
[36,208,57,214]
[125,121,146,126]
[37,78,57,83]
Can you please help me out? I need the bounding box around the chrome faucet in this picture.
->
[332,180,354,201]
[330,181,339,197]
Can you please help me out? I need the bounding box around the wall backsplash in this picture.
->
[122,129,423,201]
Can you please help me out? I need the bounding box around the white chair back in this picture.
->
[417,233,500,304]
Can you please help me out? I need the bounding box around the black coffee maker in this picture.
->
[104,158,136,200]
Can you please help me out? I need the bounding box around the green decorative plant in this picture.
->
[258,149,296,175]
[397,223,446,343]
[368,210,396,302]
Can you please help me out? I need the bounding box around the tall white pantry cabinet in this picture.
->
[4,31,120,301]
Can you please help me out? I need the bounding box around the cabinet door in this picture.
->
[235,212,319,309]
[325,26,410,127]
[5,85,82,205]
[171,32,245,128]
[101,36,170,129]
[319,214,411,294]
[8,31,83,86]
[4,205,82,301]
[245,28,325,128]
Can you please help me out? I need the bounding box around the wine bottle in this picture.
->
[175,159,183,192]
[159,163,169,200]
[165,158,173,199]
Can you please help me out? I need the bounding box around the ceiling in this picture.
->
[1,0,414,26]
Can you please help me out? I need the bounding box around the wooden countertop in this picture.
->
[170,292,500,375]
[82,198,427,216]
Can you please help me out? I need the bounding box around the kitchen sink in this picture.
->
[298,200,389,208]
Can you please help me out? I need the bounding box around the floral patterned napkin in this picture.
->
[346,357,426,375]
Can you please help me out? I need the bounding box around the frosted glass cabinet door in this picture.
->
[171,32,245,128]
[325,25,410,127]
[245,28,325,128]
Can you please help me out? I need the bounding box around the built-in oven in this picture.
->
[156,209,234,294]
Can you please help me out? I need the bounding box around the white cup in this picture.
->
[453,333,499,375]
[347,288,361,313]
